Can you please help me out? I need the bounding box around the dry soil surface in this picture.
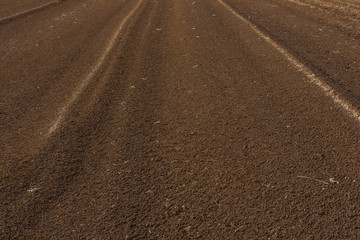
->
[1,0,360,239]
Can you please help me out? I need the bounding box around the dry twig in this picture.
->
[297,176,329,185]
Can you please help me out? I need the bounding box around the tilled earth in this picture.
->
[1,0,360,239]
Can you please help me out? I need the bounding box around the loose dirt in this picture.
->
[1,0,360,239]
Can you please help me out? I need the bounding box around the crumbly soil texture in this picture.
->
[1,0,360,239]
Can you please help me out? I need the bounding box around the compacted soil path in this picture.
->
[1,0,360,238]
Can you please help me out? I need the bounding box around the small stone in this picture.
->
[27,187,41,193]
[329,178,339,184]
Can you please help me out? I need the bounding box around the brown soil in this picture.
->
[1,0,360,239]
[0,0,60,19]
